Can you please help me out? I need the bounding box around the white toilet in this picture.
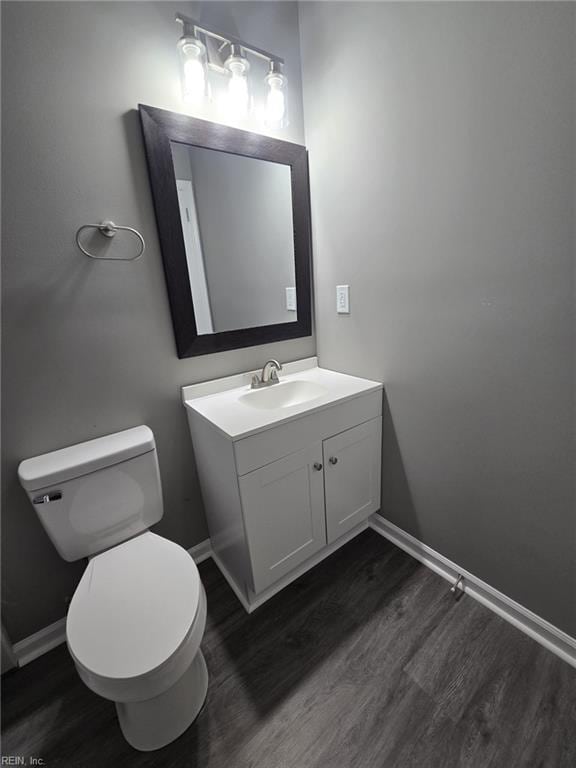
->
[18,425,209,751]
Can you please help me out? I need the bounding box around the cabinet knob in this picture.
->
[313,462,323,471]
[329,456,338,465]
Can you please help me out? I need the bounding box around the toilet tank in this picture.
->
[18,426,164,562]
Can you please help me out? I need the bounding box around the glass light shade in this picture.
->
[223,50,250,121]
[264,68,287,128]
[177,36,208,105]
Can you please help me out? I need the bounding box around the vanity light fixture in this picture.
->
[175,13,287,129]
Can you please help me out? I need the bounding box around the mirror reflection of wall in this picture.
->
[171,142,297,335]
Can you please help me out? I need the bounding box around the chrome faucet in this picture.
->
[251,359,283,389]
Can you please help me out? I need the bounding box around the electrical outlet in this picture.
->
[336,285,350,314]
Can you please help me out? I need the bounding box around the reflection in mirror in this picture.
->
[170,142,297,335]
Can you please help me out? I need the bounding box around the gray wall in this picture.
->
[1,1,312,642]
[300,2,576,635]
[187,148,296,332]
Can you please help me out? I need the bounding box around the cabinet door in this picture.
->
[239,443,327,594]
[323,419,381,543]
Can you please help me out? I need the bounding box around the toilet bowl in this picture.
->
[67,532,208,750]
[18,426,209,751]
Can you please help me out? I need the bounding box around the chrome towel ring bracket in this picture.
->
[75,220,145,261]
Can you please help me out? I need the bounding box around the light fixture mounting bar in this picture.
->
[175,13,284,65]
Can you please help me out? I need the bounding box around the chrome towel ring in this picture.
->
[75,220,145,261]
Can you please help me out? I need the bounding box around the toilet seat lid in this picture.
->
[67,532,201,680]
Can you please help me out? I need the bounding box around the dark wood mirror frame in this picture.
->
[139,104,313,358]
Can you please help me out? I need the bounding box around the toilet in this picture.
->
[17,425,208,751]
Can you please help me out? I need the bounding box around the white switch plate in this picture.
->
[285,287,297,311]
[336,285,350,314]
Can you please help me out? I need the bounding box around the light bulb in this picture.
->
[264,63,287,128]
[184,58,206,103]
[265,76,286,125]
[177,36,207,106]
[228,69,249,119]
[223,47,250,121]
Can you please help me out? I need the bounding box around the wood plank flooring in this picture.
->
[2,530,576,767]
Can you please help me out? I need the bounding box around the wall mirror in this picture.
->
[139,104,312,358]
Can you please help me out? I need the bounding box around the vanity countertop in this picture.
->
[182,358,382,441]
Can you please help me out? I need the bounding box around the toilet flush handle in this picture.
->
[33,491,62,504]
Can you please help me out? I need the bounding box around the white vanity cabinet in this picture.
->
[239,443,327,593]
[323,418,381,544]
[183,360,383,612]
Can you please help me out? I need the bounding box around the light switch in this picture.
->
[336,285,350,314]
[285,287,297,311]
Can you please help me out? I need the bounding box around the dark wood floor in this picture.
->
[2,530,576,767]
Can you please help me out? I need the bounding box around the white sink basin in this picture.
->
[182,358,382,440]
[238,380,328,411]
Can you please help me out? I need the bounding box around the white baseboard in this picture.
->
[12,618,67,667]
[12,538,213,668]
[14,525,576,672]
[370,515,576,670]
[188,537,212,564]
